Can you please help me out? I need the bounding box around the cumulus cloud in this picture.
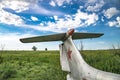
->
[86,0,105,12]
[31,16,38,21]
[0,0,31,13]
[86,0,97,4]
[0,0,34,26]
[74,10,98,26]
[108,16,120,27]
[53,0,71,6]
[104,7,120,19]
[49,1,56,7]
[48,0,72,7]
[29,4,65,16]
[0,0,64,26]
[53,15,58,20]
[24,10,98,32]
[0,0,99,33]
[0,8,24,26]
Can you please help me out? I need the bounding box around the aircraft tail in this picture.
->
[20,29,103,43]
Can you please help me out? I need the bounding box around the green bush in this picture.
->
[0,63,17,80]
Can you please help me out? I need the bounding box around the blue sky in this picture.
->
[0,0,120,50]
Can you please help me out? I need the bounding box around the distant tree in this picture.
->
[32,46,37,51]
[80,41,84,51]
[0,44,5,63]
[111,42,120,56]
[0,44,5,51]
[45,48,48,51]
[117,41,120,50]
[112,44,116,50]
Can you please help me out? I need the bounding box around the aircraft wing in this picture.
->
[20,32,103,43]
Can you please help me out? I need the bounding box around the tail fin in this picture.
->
[20,29,103,43]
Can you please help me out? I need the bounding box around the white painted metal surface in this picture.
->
[60,36,120,80]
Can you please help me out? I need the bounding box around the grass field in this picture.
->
[0,50,120,80]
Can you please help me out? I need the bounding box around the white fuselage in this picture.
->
[60,36,120,80]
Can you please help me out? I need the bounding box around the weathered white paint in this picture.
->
[60,36,120,80]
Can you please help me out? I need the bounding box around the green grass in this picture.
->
[0,50,120,80]
[81,50,120,74]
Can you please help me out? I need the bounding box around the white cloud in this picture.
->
[0,0,36,26]
[116,17,120,26]
[0,0,64,26]
[108,21,117,27]
[79,6,83,9]
[86,3,104,12]
[104,7,120,19]
[85,13,98,25]
[74,10,98,26]
[30,4,65,16]
[0,8,24,26]
[108,16,120,27]
[53,15,58,20]
[86,0,105,12]
[24,10,98,32]
[31,16,38,21]
[0,0,99,33]
[49,1,56,7]
[11,9,98,33]
[0,0,100,33]
[39,23,44,26]
[101,16,104,22]
[86,0,97,4]
[0,0,31,13]
[54,0,71,6]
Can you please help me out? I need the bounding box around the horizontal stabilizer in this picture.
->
[20,33,66,43]
[20,32,103,43]
[72,32,104,39]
